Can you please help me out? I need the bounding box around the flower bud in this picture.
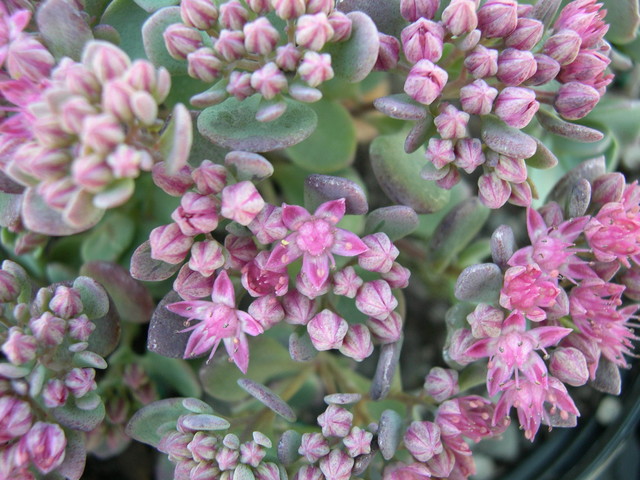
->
[306,0,332,14]
[554,81,600,120]
[296,13,334,51]
[318,404,353,437]
[294,465,324,480]
[102,79,135,123]
[343,427,373,457]
[299,433,330,462]
[357,233,399,273]
[181,0,219,30]
[0,396,33,443]
[332,266,363,298]
[189,240,224,277]
[404,59,448,105]
[374,33,400,71]
[505,17,543,51]
[592,173,625,205]
[226,70,254,99]
[328,11,352,41]
[424,367,459,402]
[187,47,223,83]
[401,18,445,64]
[244,17,280,55]
[549,347,589,386]
[459,79,497,115]
[355,280,398,320]
[251,62,288,99]
[6,35,55,82]
[339,324,374,361]
[382,262,411,289]
[276,43,302,71]
[43,379,69,408]
[404,421,442,462]
[219,0,249,29]
[215,29,246,62]
[240,441,266,468]
[248,0,270,13]
[466,303,503,338]
[37,177,77,210]
[400,0,440,21]
[61,95,98,134]
[2,328,37,364]
[454,137,485,174]
[149,223,193,264]
[25,422,66,474]
[494,86,539,129]
[172,192,219,236]
[497,48,537,86]
[526,53,560,86]
[224,234,258,270]
[435,165,461,190]
[557,49,610,85]
[65,367,96,397]
[478,172,512,209]
[477,0,518,38]
[319,449,354,480]
[0,270,20,303]
[307,309,348,350]
[367,311,403,344]
[163,23,203,60]
[80,113,125,154]
[298,51,334,87]
[425,138,455,169]
[435,104,469,139]
[220,180,265,225]
[271,0,305,19]
[68,315,96,341]
[442,0,478,36]
[173,265,214,300]
[192,160,227,195]
[543,29,581,66]
[49,286,83,319]
[464,45,498,78]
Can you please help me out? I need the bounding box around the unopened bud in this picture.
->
[219,0,249,29]
[404,59,448,105]
[505,17,543,51]
[497,48,537,86]
[181,0,219,30]
[477,0,518,38]
[401,18,445,64]
[424,367,459,402]
[554,81,600,120]
[459,79,498,115]
[188,47,223,83]
[464,45,498,78]
[549,347,589,386]
[543,29,581,66]
[400,0,440,21]
[494,86,539,129]
[442,0,478,36]
[296,13,334,51]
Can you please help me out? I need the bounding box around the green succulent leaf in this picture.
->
[602,0,640,44]
[365,206,419,241]
[36,0,93,60]
[100,0,150,60]
[142,352,203,398]
[125,398,194,447]
[133,0,180,12]
[53,397,106,432]
[80,213,135,263]
[481,115,537,159]
[159,103,193,174]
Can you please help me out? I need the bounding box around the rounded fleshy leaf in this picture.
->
[373,94,428,121]
[289,331,317,362]
[53,397,105,432]
[93,178,135,209]
[427,198,490,274]
[182,397,213,413]
[303,174,368,215]
[81,212,135,263]
[125,398,192,447]
[602,0,640,44]
[490,225,516,270]
[142,7,190,74]
[370,131,449,214]
[80,261,154,324]
[159,103,193,174]
[197,95,317,152]
[591,358,622,395]
[454,263,503,304]
[237,378,297,422]
[338,0,404,36]
[181,413,230,431]
[548,156,606,205]
[568,178,591,218]
[0,192,22,229]
[100,0,149,60]
[130,240,181,282]
[73,351,108,369]
[323,12,379,82]
[526,138,559,169]
[365,206,419,241]
[278,430,302,465]
[55,430,86,480]
[225,151,274,181]
[22,188,104,235]
[286,100,356,173]
[536,108,604,143]
[134,0,180,12]
[378,409,403,460]
[147,291,190,358]
[324,393,362,405]
[481,115,537,159]
[370,339,402,401]
[37,0,93,60]
[141,353,202,398]
[72,276,108,319]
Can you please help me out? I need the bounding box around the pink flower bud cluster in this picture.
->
[166,0,354,113]
[149,160,409,370]
[376,0,612,209]
[158,413,276,480]
[0,40,187,225]
[449,181,640,443]
[0,263,108,478]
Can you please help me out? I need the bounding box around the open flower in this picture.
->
[266,199,368,295]
[167,270,263,373]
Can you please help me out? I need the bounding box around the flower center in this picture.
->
[296,218,334,256]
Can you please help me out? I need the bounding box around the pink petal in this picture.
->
[508,246,533,266]
[503,311,526,331]
[212,270,235,307]
[266,234,303,269]
[238,310,264,336]
[314,198,346,224]
[302,254,331,291]
[521,354,548,389]
[557,216,590,241]
[167,301,215,320]
[332,229,368,257]
[487,359,511,396]
[224,333,250,373]
[526,207,547,243]
[281,204,310,229]
[184,324,219,358]
[528,326,572,349]
[465,337,494,359]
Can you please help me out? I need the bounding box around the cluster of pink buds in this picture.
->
[145,155,410,372]
[447,173,640,442]
[0,261,113,478]
[157,410,278,480]
[164,0,353,119]
[375,0,612,209]
[0,39,191,229]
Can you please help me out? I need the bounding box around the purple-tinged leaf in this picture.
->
[404,117,432,154]
[568,178,591,218]
[591,358,622,395]
[378,409,403,460]
[141,7,188,74]
[353,452,375,475]
[237,378,297,422]
[159,103,193,174]
[338,0,403,36]
[548,156,606,206]
[454,263,503,304]
[324,393,362,405]
[536,108,604,142]
[543,409,578,428]
[180,413,230,431]
[198,95,317,152]
[56,430,86,480]
[53,397,105,432]
[147,291,190,358]
[75,279,121,358]
[370,338,402,401]
[323,12,380,82]
[182,397,214,414]
[93,178,135,209]
[142,352,202,397]
[491,225,515,271]
[374,94,428,121]
[73,351,108,369]
[130,240,181,282]
[304,174,368,215]
[81,261,154,324]
[481,115,537,159]
[37,0,93,60]
[526,138,559,169]
[0,192,22,229]
[0,171,24,194]
[278,430,302,466]
[225,151,274,182]
[63,190,106,229]
[365,206,419,241]
[22,187,103,235]
[289,331,317,362]
[125,398,192,447]
[76,392,102,411]
[73,276,109,319]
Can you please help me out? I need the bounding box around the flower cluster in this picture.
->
[375,0,612,208]
[0,261,116,478]
[448,174,640,441]
[0,37,191,233]
[146,156,410,372]
[164,0,353,118]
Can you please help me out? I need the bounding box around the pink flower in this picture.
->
[436,395,506,442]
[500,264,560,321]
[24,422,67,474]
[266,199,367,291]
[241,251,289,297]
[167,270,264,373]
[466,311,571,396]
[585,202,640,267]
[553,0,609,48]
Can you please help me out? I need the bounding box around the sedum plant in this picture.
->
[1,0,640,479]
